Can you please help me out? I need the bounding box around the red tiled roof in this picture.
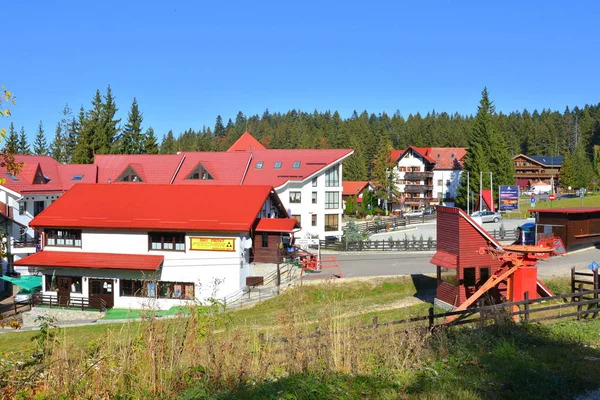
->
[171,152,250,185]
[428,148,467,169]
[390,150,404,162]
[430,249,458,269]
[242,149,354,187]
[0,155,64,194]
[30,183,276,232]
[56,164,98,189]
[255,218,299,232]
[94,154,185,184]
[343,181,370,196]
[227,132,267,152]
[15,251,164,271]
[530,207,600,214]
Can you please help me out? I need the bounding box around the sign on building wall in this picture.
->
[189,237,236,252]
[499,185,519,211]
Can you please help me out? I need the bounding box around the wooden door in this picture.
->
[89,279,114,309]
[57,277,70,306]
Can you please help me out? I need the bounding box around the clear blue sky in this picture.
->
[3,0,600,143]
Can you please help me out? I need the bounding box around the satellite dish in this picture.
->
[243,238,253,249]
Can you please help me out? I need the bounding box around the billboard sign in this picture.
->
[499,185,519,211]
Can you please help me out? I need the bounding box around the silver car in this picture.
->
[470,210,503,223]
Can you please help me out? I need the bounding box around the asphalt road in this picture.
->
[335,247,600,279]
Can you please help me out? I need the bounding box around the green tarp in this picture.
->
[0,275,42,290]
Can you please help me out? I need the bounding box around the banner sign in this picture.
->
[499,185,519,211]
[190,237,236,252]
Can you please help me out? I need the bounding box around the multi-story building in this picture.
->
[513,155,563,191]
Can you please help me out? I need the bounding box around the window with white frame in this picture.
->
[289,191,301,203]
[325,192,339,209]
[325,166,339,187]
[45,229,82,247]
[311,192,317,204]
[149,232,185,251]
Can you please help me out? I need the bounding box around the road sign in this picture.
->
[549,194,555,201]
[530,197,536,207]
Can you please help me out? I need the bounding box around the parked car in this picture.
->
[13,287,41,304]
[324,236,339,245]
[424,207,436,215]
[470,210,503,223]
[404,210,424,219]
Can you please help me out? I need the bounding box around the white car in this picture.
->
[13,287,40,304]
[404,210,424,219]
[470,211,502,223]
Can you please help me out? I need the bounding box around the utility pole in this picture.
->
[467,171,470,214]
[489,172,493,211]
[479,171,483,212]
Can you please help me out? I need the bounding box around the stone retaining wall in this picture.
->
[22,307,105,327]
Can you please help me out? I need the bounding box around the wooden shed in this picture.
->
[252,218,300,264]
[531,207,600,251]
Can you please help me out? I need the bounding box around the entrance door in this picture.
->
[57,277,70,306]
[89,279,114,309]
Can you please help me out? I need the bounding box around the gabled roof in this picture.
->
[0,155,66,194]
[94,154,185,184]
[513,154,564,167]
[227,132,266,152]
[15,251,164,271]
[342,181,371,196]
[390,149,405,162]
[255,218,299,232]
[392,147,467,170]
[171,152,250,185]
[30,183,278,232]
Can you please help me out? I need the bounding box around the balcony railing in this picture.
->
[404,197,435,204]
[404,184,433,193]
[404,171,434,180]
[12,240,39,249]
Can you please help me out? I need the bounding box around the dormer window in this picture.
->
[256,161,263,169]
[33,166,50,184]
[451,154,455,158]
[186,163,214,180]
[5,172,18,181]
[274,161,282,169]
[117,166,143,182]
[292,161,301,169]
[71,174,84,181]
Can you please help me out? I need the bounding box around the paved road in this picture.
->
[335,247,600,279]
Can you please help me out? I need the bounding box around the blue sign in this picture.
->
[499,185,520,211]
[588,261,600,271]
[530,198,536,208]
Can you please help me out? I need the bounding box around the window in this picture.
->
[117,166,143,182]
[292,214,301,226]
[325,166,339,187]
[274,161,282,169]
[71,175,84,181]
[312,178,317,187]
[325,192,339,209]
[256,161,263,169]
[120,279,194,299]
[292,161,301,169]
[437,180,443,186]
[45,274,57,291]
[33,167,50,184]
[463,267,476,287]
[311,192,317,204]
[324,214,339,231]
[289,191,301,203]
[19,201,26,215]
[70,278,82,293]
[186,163,214,180]
[480,267,490,284]
[311,214,317,226]
[261,232,269,248]
[46,229,82,247]
[149,232,185,251]
[438,267,458,286]
[5,172,19,181]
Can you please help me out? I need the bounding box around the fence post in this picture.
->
[577,283,584,320]
[571,267,575,297]
[523,291,530,323]
[359,241,363,251]
[479,299,485,327]
[428,307,434,331]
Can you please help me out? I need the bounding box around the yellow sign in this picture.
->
[189,237,236,252]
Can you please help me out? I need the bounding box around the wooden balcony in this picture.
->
[404,197,435,205]
[404,184,433,193]
[12,240,39,249]
[404,171,434,180]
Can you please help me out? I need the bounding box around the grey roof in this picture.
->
[529,155,564,166]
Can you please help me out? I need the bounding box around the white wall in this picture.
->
[433,169,463,200]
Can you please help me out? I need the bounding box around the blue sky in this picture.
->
[3,0,600,143]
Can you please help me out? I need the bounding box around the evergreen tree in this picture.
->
[5,122,18,154]
[18,127,30,155]
[50,121,66,162]
[160,130,177,154]
[559,153,575,190]
[143,127,159,154]
[100,85,120,154]
[33,121,49,155]
[74,95,99,164]
[214,115,225,138]
[371,139,398,214]
[117,98,143,154]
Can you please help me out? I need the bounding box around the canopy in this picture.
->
[0,275,42,290]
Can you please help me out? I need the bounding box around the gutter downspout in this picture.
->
[240,153,253,185]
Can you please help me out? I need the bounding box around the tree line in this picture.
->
[6,86,600,191]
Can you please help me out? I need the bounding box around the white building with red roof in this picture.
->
[392,147,467,212]
[14,183,298,309]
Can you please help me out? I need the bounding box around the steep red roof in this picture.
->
[56,164,98,189]
[0,155,64,194]
[15,251,164,270]
[94,154,185,184]
[30,183,276,232]
[171,152,250,185]
[428,148,467,169]
[390,149,404,162]
[227,132,267,152]
[255,218,299,232]
[242,149,354,187]
[342,181,371,196]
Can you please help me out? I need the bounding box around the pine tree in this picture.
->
[214,115,225,138]
[5,122,18,154]
[100,85,120,154]
[117,98,143,154]
[559,153,575,190]
[143,127,159,154]
[371,139,398,214]
[50,121,66,162]
[160,130,177,154]
[74,98,97,164]
[33,121,49,155]
[18,127,30,155]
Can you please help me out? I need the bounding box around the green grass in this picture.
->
[521,193,600,210]
[102,305,190,320]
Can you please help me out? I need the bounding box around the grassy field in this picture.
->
[1,276,599,399]
[522,192,600,210]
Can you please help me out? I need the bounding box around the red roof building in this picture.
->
[227,132,267,152]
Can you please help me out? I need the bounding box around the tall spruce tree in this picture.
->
[143,127,159,154]
[160,130,177,154]
[33,120,49,155]
[214,115,225,138]
[371,139,398,214]
[50,121,66,162]
[117,97,143,154]
[5,122,18,154]
[75,94,100,164]
[18,127,30,154]
[99,85,120,154]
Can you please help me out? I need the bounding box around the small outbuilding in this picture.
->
[531,207,600,251]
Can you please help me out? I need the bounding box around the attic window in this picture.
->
[117,166,143,182]
[71,175,84,181]
[33,167,50,184]
[274,161,282,169]
[187,163,214,180]
[292,161,301,169]
[256,161,263,169]
[451,154,455,158]
[5,172,19,181]
[437,154,440,158]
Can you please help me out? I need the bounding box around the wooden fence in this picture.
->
[0,301,32,318]
[33,294,107,312]
[318,239,437,251]
[345,214,437,235]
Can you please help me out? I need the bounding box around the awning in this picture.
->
[14,251,164,271]
[0,275,42,290]
[256,218,299,233]
[517,178,530,187]
[430,250,458,269]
